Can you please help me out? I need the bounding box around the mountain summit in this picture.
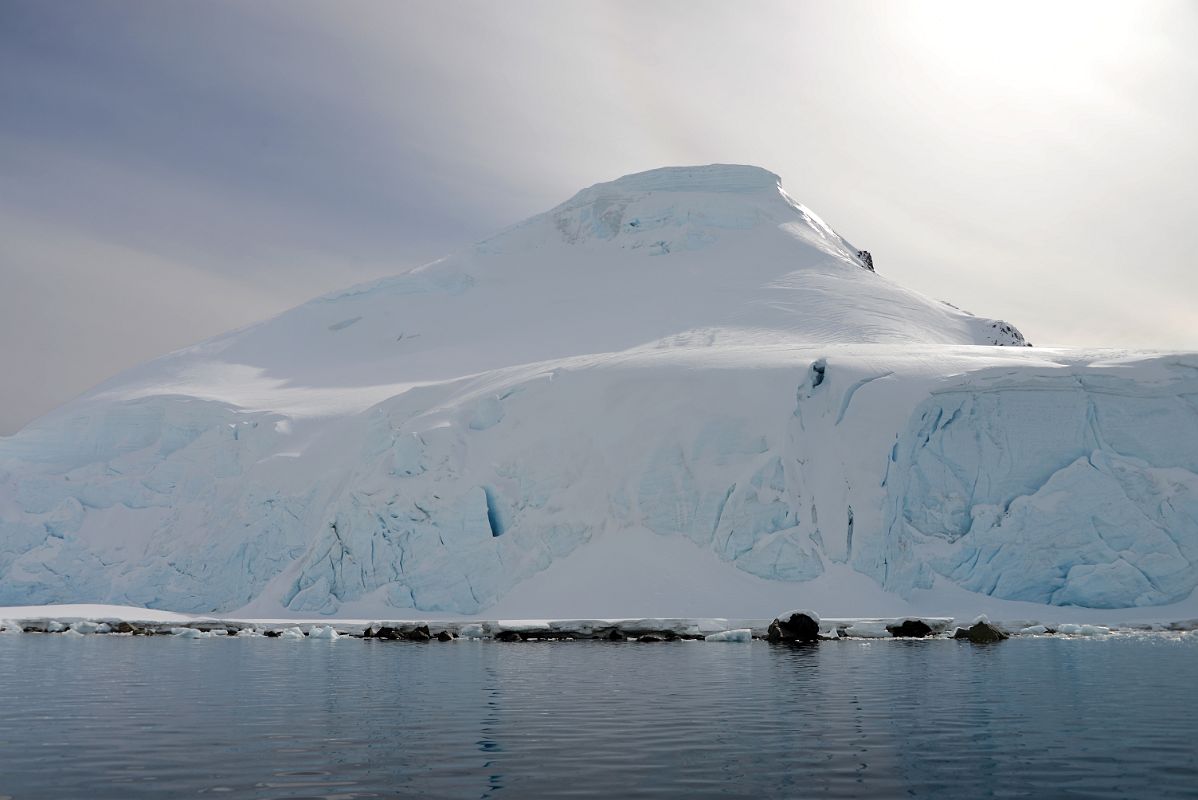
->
[59,164,1027,418]
[2,166,1195,620]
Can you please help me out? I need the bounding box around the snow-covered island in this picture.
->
[2,165,1197,628]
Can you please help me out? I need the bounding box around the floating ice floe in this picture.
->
[1056,624,1111,637]
[704,629,752,642]
[170,627,211,638]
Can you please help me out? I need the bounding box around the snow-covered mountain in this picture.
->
[2,165,1196,619]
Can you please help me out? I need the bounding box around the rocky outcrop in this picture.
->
[766,610,820,643]
[954,620,1009,643]
[887,619,933,638]
[363,624,431,641]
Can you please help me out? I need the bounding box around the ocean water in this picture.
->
[0,633,1195,798]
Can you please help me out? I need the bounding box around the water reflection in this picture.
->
[478,658,505,798]
[0,635,1194,798]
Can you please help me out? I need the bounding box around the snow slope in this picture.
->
[2,164,1195,619]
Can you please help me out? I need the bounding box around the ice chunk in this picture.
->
[308,625,340,640]
[170,627,207,638]
[818,622,841,639]
[1056,623,1111,636]
[704,628,752,642]
[459,623,485,639]
[279,626,306,639]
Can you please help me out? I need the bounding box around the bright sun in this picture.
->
[901,1,1146,94]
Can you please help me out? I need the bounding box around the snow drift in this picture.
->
[1,164,1195,619]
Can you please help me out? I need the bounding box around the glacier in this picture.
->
[1,164,1196,619]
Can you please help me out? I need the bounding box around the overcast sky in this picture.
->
[3,0,1196,434]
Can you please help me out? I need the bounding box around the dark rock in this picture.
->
[112,622,135,634]
[263,630,281,638]
[857,250,874,271]
[637,634,663,643]
[956,621,1008,644]
[495,630,522,642]
[406,625,431,642]
[887,619,933,638]
[436,630,454,642]
[364,626,402,640]
[766,612,820,643]
[605,629,625,641]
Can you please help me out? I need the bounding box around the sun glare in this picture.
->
[903,1,1146,95]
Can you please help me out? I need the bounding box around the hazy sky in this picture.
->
[3,0,1197,434]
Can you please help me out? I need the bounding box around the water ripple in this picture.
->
[0,636,1195,798]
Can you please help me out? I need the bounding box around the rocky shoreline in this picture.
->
[4,610,1196,642]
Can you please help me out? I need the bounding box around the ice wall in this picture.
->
[2,348,1195,615]
[874,365,1198,607]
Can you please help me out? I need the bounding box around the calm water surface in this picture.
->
[1,634,1195,798]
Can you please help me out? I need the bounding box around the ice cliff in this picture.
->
[2,165,1195,618]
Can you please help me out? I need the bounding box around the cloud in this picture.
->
[2,0,1197,432]
[0,212,279,433]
